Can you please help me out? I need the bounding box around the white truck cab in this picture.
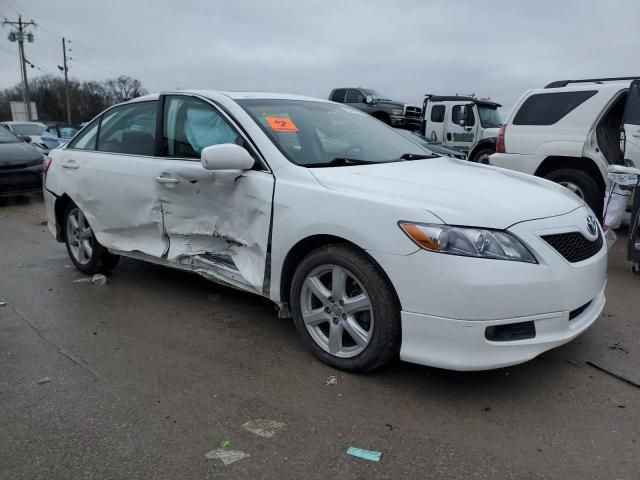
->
[421,95,503,163]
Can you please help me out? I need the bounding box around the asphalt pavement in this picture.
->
[1,195,639,479]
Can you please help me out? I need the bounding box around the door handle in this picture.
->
[61,160,79,169]
[446,133,452,141]
[631,131,640,138]
[155,176,179,184]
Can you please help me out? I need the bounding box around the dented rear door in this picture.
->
[152,94,275,295]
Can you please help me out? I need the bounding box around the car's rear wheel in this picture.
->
[64,204,119,274]
[471,147,494,164]
[544,168,603,218]
[290,244,400,372]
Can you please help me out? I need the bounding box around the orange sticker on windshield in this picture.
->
[266,116,299,132]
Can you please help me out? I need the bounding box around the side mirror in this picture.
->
[365,95,373,104]
[20,135,32,143]
[201,144,254,171]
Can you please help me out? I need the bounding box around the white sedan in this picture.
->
[43,91,607,372]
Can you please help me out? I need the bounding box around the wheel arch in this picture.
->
[469,138,496,162]
[534,156,606,191]
[54,193,74,242]
[278,234,402,312]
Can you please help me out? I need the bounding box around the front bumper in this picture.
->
[0,163,43,197]
[390,115,422,130]
[368,206,607,370]
[400,286,604,370]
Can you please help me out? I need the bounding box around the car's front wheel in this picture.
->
[290,244,401,372]
[64,204,120,274]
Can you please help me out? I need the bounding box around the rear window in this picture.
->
[513,91,597,125]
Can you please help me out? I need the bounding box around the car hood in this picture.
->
[310,158,583,229]
[0,142,43,167]
[372,100,404,109]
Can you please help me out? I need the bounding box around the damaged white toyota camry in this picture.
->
[43,91,607,372]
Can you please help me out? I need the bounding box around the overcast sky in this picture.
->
[1,0,639,113]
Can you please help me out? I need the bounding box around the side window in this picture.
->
[624,82,640,126]
[67,120,99,150]
[430,105,445,122]
[163,96,241,159]
[97,101,157,155]
[331,89,347,103]
[513,91,597,126]
[346,89,365,103]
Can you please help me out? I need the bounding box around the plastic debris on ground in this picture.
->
[37,377,50,384]
[91,274,108,285]
[204,448,249,465]
[72,277,92,283]
[326,375,338,386]
[346,447,382,462]
[241,419,286,438]
[220,440,231,448]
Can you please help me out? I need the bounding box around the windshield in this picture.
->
[478,106,502,128]
[238,99,431,167]
[361,89,392,102]
[0,126,20,143]
[11,123,46,136]
[59,126,81,138]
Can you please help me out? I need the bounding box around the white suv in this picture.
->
[490,77,640,215]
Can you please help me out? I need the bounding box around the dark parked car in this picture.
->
[0,126,44,197]
[395,129,467,160]
[329,87,422,130]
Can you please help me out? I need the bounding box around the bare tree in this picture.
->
[0,75,148,123]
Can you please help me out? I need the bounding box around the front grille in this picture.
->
[404,106,422,119]
[541,231,603,263]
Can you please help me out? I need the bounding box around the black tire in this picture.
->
[63,203,120,275]
[290,244,401,372]
[471,147,494,164]
[632,264,640,278]
[544,169,604,218]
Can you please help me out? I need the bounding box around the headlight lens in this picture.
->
[390,108,404,116]
[399,222,537,263]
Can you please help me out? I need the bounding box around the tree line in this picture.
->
[0,75,147,124]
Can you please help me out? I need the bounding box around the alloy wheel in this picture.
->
[558,180,585,199]
[300,264,374,358]
[66,207,94,265]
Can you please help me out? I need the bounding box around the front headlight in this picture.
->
[399,222,537,263]
[390,108,404,116]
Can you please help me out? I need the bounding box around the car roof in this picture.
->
[129,90,330,104]
[1,121,47,126]
[527,81,631,96]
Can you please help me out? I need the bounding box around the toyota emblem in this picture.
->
[586,215,598,236]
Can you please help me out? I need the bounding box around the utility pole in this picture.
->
[62,37,71,124]
[3,16,36,121]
